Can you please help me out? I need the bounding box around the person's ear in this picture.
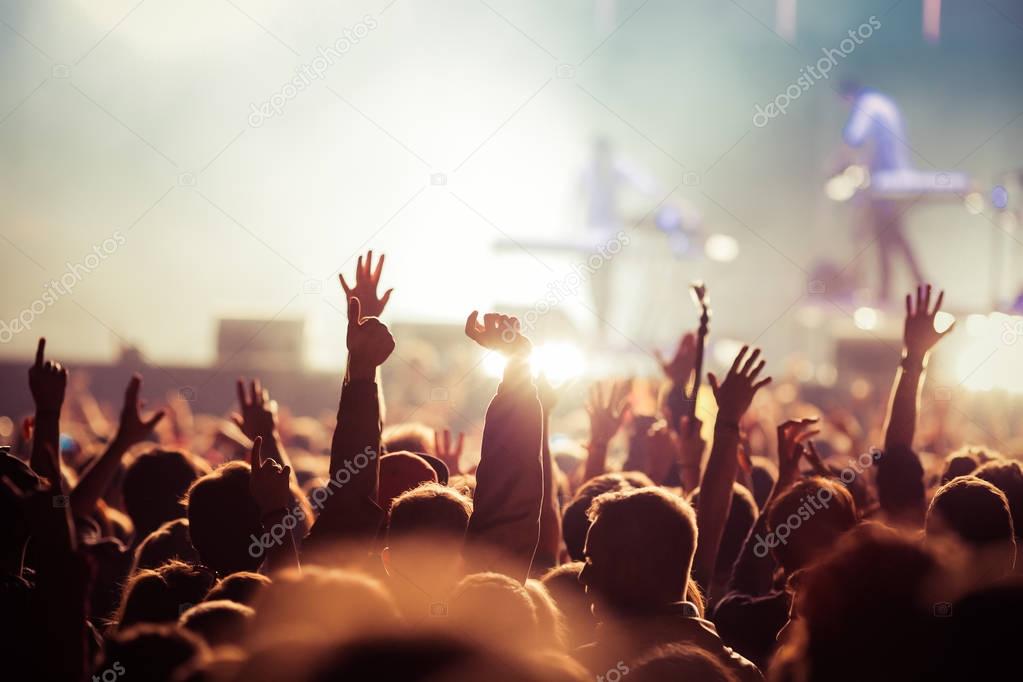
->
[381,546,392,576]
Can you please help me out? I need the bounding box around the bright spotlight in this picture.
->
[826,175,857,202]
[952,312,1023,393]
[479,342,585,383]
[705,234,739,263]
[853,306,879,330]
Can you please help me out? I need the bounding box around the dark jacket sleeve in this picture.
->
[304,378,384,550]
[466,366,543,582]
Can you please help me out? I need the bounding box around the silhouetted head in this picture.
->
[974,460,1023,541]
[178,599,253,647]
[131,518,199,574]
[631,643,740,682]
[766,476,857,575]
[926,476,1015,577]
[204,571,271,607]
[115,560,216,629]
[184,462,262,576]
[580,487,697,618]
[97,623,207,682]
[123,450,207,542]
[378,452,438,511]
[562,473,634,561]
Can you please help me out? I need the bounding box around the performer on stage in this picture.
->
[837,80,925,304]
[580,135,657,338]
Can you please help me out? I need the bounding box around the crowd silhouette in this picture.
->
[3,251,1021,681]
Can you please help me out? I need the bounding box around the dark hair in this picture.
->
[926,476,1015,547]
[115,560,216,629]
[184,462,262,576]
[561,473,634,561]
[131,518,199,574]
[387,482,472,542]
[123,450,206,543]
[205,571,271,606]
[178,599,253,647]
[941,453,979,485]
[974,460,1023,539]
[631,643,739,682]
[766,476,857,574]
[97,623,207,682]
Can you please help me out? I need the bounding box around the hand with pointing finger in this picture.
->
[28,338,67,413]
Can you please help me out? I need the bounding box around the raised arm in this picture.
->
[71,374,164,518]
[883,285,953,452]
[463,312,543,582]
[27,338,67,488]
[534,374,563,572]
[657,331,697,435]
[693,346,771,596]
[582,379,630,483]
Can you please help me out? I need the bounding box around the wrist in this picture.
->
[715,419,741,433]
[900,351,927,371]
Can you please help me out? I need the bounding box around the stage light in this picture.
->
[816,363,838,386]
[853,306,879,330]
[934,311,955,334]
[480,342,585,383]
[532,342,585,384]
[705,234,739,262]
[964,192,985,215]
[952,312,1023,393]
[825,175,857,202]
[992,185,1009,210]
[844,164,870,189]
[712,339,746,367]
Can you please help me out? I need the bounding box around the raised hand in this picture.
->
[776,417,820,488]
[434,428,465,474]
[903,284,953,360]
[655,331,697,384]
[233,377,279,441]
[339,250,393,319]
[464,311,532,357]
[28,338,67,413]
[347,297,395,379]
[708,346,771,425]
[586,379,631,446]
[249,436,292,515]
[113,374,165,447]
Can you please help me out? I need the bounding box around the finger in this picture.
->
[455,432,465,455]
[916,285,924,314]
[933,289,944,315]
[356,255,364,281]
[373,253,385,282]
[124,373,141,407]
[339,273,352,295]
[434,430,441,456]
[253,379,263,405]
[793,429,821,443]
[483,313,498,332]
[231,413,244,430]
[379,288,393,309]
[748,359,766,382]
[753,377,773,391]
[653,348,666,368]
[281,465,292,480]
[730,346,748,376]
[262,390,270,404]
[708,372,720,397]
[465,311,480,338]
[364,250,374,279]
[923,284,932,313]
[236,378,248,408]
[905,293,912,317]
[144,410,166,429]
[250,435,263,469]
[348,297,362,323]
[34,338,45,368]
[740,348,761,376]
[443,429,451,454]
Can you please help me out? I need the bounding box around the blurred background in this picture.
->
[1,0,1022,422]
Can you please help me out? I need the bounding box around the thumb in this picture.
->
[707,372,720,397]
[250,436,263,469]
[348,297,361,324]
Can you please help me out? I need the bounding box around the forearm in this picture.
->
[30,409,61,487]
[883,355,925,453]
[70,437,130,517]
[535,412,562,571]
[260,509,301,574]
[467,358,543,580]
[729,507,777,596]
[693,422,741,594]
